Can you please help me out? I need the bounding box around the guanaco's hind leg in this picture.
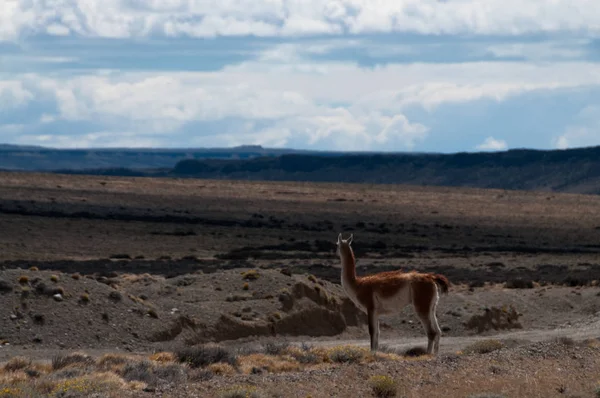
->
[412,282,441,355]
[367,309,380,352]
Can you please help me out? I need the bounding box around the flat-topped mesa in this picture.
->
[336,233,450,355]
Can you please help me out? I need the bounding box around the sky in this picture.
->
[0,1,599,153]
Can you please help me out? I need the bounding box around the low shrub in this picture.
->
[175,345,237,368]
[241,270,260,281]
[118,360,157,385]
[463,339,504,355]
[219,385,264,398]
[52,352,94,370]
[369,375,397,397]
[263,342,289,356]
[3,357,31,372]
[327,346,365,363]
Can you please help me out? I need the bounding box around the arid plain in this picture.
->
[0,171,600,397]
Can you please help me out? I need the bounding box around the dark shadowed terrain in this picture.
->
[4,144,600,194]
[1,171,600,397]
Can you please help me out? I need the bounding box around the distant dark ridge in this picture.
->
[0,142,420,171]
[5,144,600,194]
[52,167,165,177]
[163,146,600,194]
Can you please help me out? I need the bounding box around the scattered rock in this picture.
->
[0,279,13,293]
[108,291,123,302]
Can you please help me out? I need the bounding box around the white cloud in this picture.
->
[0,123,25,134]
[2,55,600,151]
[476,137,508,151]
[554,126,600,149]
[15,131,162,149]
[1,0,600,41]
[46,24,70,36]
[484,40,589,61]
[0,80,34,108]
[554,105,600,149]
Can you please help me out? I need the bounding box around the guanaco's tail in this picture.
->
[432,274,450,294]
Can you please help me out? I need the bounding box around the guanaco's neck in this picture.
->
[340,245,357,289]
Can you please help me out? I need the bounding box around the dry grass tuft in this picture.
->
[96,354,134,372]
[175,345,237,369]
[28,267,39,271]
[126,380,148,391]
[207,363,236,376]
[79,293,90,304]
[284,346,322,365]
[373,352,404,362]
[149,352,176,364]
[17,276,28,285]
[369,375,398,397]
[238,354,300,374]
[52,352,94,371]
[463,339,504,355]
[121,273,160,284]
[0,371,28,385]
[219,385,265,398]
[263,342,290,356]
[268,312,282,322]
[0,385,27,397]
[2,357,31,373]
[117,360,157,385]
[242,283,249,290]
[327,345,367,364]
[241,270,260,281]
[51,372,126,396]
[71,273,81,280]
[50,275,59,283]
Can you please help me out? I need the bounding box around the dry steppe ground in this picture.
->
[1,171,600,397]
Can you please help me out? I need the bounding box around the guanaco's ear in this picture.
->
[337,233,342,244]
[348,234,353,245]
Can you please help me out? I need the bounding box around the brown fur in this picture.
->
[337,233,451,354]
[340,244,450,305]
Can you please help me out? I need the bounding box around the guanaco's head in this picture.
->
[336,232,353,257]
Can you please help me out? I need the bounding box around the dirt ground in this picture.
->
[1,171,600,396]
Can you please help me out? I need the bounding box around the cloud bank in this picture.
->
[1,0,599,41]
[0,1,599,151]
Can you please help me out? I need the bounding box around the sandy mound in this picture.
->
[0,266,365,351]
[0,269,160,350]
[144,268,366,345]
